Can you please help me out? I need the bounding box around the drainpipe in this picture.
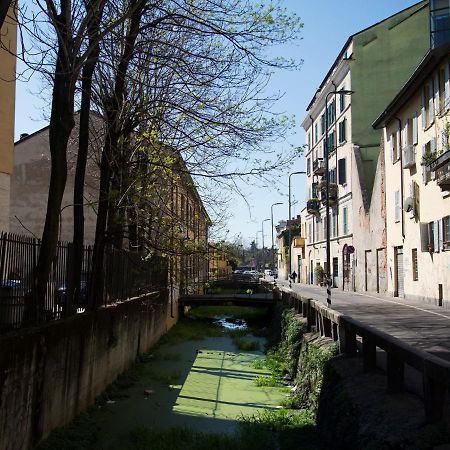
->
[396,117,405,239]
[332,82,339,242]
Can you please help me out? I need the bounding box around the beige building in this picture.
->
[373,43,450,307]
[10,120,101,242]
[0,6,17,232]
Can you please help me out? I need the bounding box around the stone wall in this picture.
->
[0,290,173,450]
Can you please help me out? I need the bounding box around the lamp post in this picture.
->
[324,89,353,306]
[271,202,283,271]
[288,171,306,278]
[262,218,270,276]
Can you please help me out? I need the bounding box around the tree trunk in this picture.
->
[70,4,104,312]
[0,0,12,30]
[35,22,75,318]
[89,0,145,308]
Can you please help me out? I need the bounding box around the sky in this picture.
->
[13,0,423,248]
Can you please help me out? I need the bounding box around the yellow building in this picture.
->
[0,6,17,231]
[208,243,233,280]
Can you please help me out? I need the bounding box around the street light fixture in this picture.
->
[271,202,283,271]
[324,89,353,307]
[288,171,306,278]
[261,218,270,276]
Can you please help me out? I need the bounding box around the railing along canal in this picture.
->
[275,287,450,424]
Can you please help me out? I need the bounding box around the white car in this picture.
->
[264,269,273,276]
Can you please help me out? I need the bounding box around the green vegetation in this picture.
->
[233,337,260,351]
[125,408,320,450]
[254,374,279,387]
[34,414,98,450]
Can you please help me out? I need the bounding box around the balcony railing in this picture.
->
[430,149,450,191]
[312,159,325,175]
[402,144,416,169]
[320,182,338,205]
[307,198,320,215]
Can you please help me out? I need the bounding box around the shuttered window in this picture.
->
[338,158,346,185]
[338,119,346,143]
[342,207,348,235]
[412,112,418,145]
[394,190,401,222]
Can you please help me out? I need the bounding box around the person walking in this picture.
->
[290,271,297,283]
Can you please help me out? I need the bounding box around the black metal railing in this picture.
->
[0,232,168,333]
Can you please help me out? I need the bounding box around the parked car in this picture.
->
[264,269,273,276]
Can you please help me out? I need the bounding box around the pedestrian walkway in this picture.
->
[276,280,450,363]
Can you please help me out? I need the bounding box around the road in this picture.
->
[274,279,450,363]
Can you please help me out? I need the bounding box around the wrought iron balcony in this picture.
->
[312,159,325,175]
[430,149,450,191]
[402,144,416,169]
[306,198,320,215]
[320,182,338,205]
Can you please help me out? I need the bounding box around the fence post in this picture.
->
[339,323,357,356]
[423,366,449,423]
[386,351,404,392]
[362,335,377,372]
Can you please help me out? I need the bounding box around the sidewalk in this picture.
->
[275,280,450,363]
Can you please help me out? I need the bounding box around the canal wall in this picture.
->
[278,304,446,449]
[0,289,174,450]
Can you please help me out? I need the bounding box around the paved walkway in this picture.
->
[275,280,450,363]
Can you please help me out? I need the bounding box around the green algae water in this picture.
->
[36,306,320,450]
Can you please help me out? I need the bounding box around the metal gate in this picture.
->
[395,246,404,298]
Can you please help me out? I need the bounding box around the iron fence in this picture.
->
[0,232,167,333]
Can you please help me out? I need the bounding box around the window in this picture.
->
[412,249,418,281]
[312,182,318,198]
[323,216,328,241]
[339,90,345,112]
[422,80,435,128]
[321,114,325,136]
[308,222,312,242]
[329,167,337,183]
[404,118,413,146]
[394,190,401,222]
[338,158,347,185]
[326,100,336,127]
[391,130,399,162]
[314,123,318,143]
[342,207,348,235]
[412,112,418,145]
[307,132,311,151]
[326,131,335,156]
[444,216,450,250]
[332,210,337,238]
[338,118,346,143]
[306,158,311,176]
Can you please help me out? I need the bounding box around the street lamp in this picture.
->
[288,171,306,277]
[271,202,283,271]
[324,89,353,306]
[261,218,270,276]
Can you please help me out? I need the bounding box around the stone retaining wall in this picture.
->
[0,290,171,450]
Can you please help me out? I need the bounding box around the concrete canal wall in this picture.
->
[0,290,175,450]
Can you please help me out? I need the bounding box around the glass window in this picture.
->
[342,207,348,235]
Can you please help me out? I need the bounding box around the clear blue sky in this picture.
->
[13,0,424,247]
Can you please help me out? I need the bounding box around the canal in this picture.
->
[36,306,320,450]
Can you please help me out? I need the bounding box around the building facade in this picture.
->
[301,2,430,291]
[374,43,450,307]
[0,6,16,232]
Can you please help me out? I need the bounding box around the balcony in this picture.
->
[402,144,416,169]
[307,198,320,215]
[430,149,450,191]
[312,159,325,175]
[320,182,338,205]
